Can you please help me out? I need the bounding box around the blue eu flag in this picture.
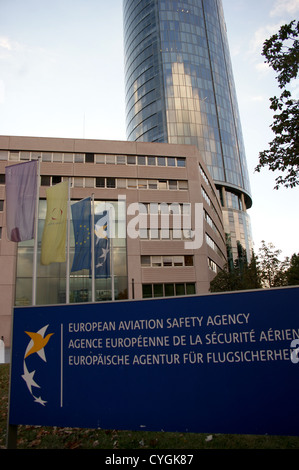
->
[71,198,91,272]
[94,210,110,278]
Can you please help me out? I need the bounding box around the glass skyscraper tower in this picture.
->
[123,0,253,263]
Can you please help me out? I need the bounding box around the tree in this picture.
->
[258,240,289,288]
[286,253,299,285]
[209,241,295,293]
[255,20,299,189]
[242,250,262,290]
[209,249,262,293]
[209,264,241,293]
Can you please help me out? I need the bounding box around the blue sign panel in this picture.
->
[9,287,299,435]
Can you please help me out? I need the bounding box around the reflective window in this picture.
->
[123,0,252,195]
[15,200,127,305]
[142,283,196,298]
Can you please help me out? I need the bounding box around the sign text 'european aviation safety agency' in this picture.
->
[9,286,299,436]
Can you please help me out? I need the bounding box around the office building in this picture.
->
[0,135,226,346]
[123,0,253,263]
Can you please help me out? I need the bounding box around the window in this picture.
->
[169,180,177,190]
[20,152,30,161]
[106,155,116,164]
[186,283,196,295]
[9,152,19,161]
[42,152,52,162]
[149,203,158,213]
[163,256,173,267]
[157,156,166,166]
[64,153,73,163]
[52,175,62,185]
[147,156,156,165]
[142,284,152,298]
[138,179,147,189]
[96,177,105,188]
[0,200,4,211]
[139,228,148,239]
[0,175,5,184]
[75,153,84,163]
[149,228,159,239]
[148,180,158,189]
[202,187,211,205]
[177,158,186,167]
[117,179,126,189]
[53,153,63,162]
[74,177,84,187]
[116,155,126,165]
[85,153,94,163]
[141,255,194,267]
[15,198,128,304]
[227,191,242,210]
[164,284,175,296]
[208,258,218,273]
[85,178,95,188]
[160,228,171,239]
[141,256,151,266]
[67,152,187,168]
[199,164,210,186]
[90,178,189,191]
[178,180,188,190]
[96,154,105,164]
[158,180,167,190]
[127,179,137,189]
[127,155,136,165]
[206,233,225,259]
[107,178,116,188]
[0,151,8,160]
[175,284,185,296]
[173,256,184,266]
[154,284,163,297]
[184,255,193,266]
[138,155,146,165]
[142,283,196,299]
[41,176,51,186]
[182,203,191,214]
[152,256,162,267]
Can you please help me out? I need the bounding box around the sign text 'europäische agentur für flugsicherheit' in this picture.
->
[66,312,299,367]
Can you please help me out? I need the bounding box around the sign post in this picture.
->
[7,287,299,446]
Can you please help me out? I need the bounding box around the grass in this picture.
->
[1,363,299,450]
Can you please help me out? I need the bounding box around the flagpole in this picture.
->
[32,157,40,306]
[66,178,71,304]
[110,210,114,301]
[111,240,115,301]
[91,193,95,303]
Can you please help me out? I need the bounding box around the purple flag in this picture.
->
[5,161,38,242]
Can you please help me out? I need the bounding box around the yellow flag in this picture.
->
[41,181,68,265]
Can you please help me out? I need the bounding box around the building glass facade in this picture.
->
[123,0,253,262]
[15,199,128,306]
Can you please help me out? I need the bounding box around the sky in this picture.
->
[0,0,298,260]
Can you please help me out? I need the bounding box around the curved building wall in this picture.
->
[124,0,167,143]
[123,0,253,262]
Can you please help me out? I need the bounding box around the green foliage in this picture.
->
[287,253,299,285]
[210,248,262,293]
[255,20,299,189]
[210,240,299,293]
[258,240,288,287]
